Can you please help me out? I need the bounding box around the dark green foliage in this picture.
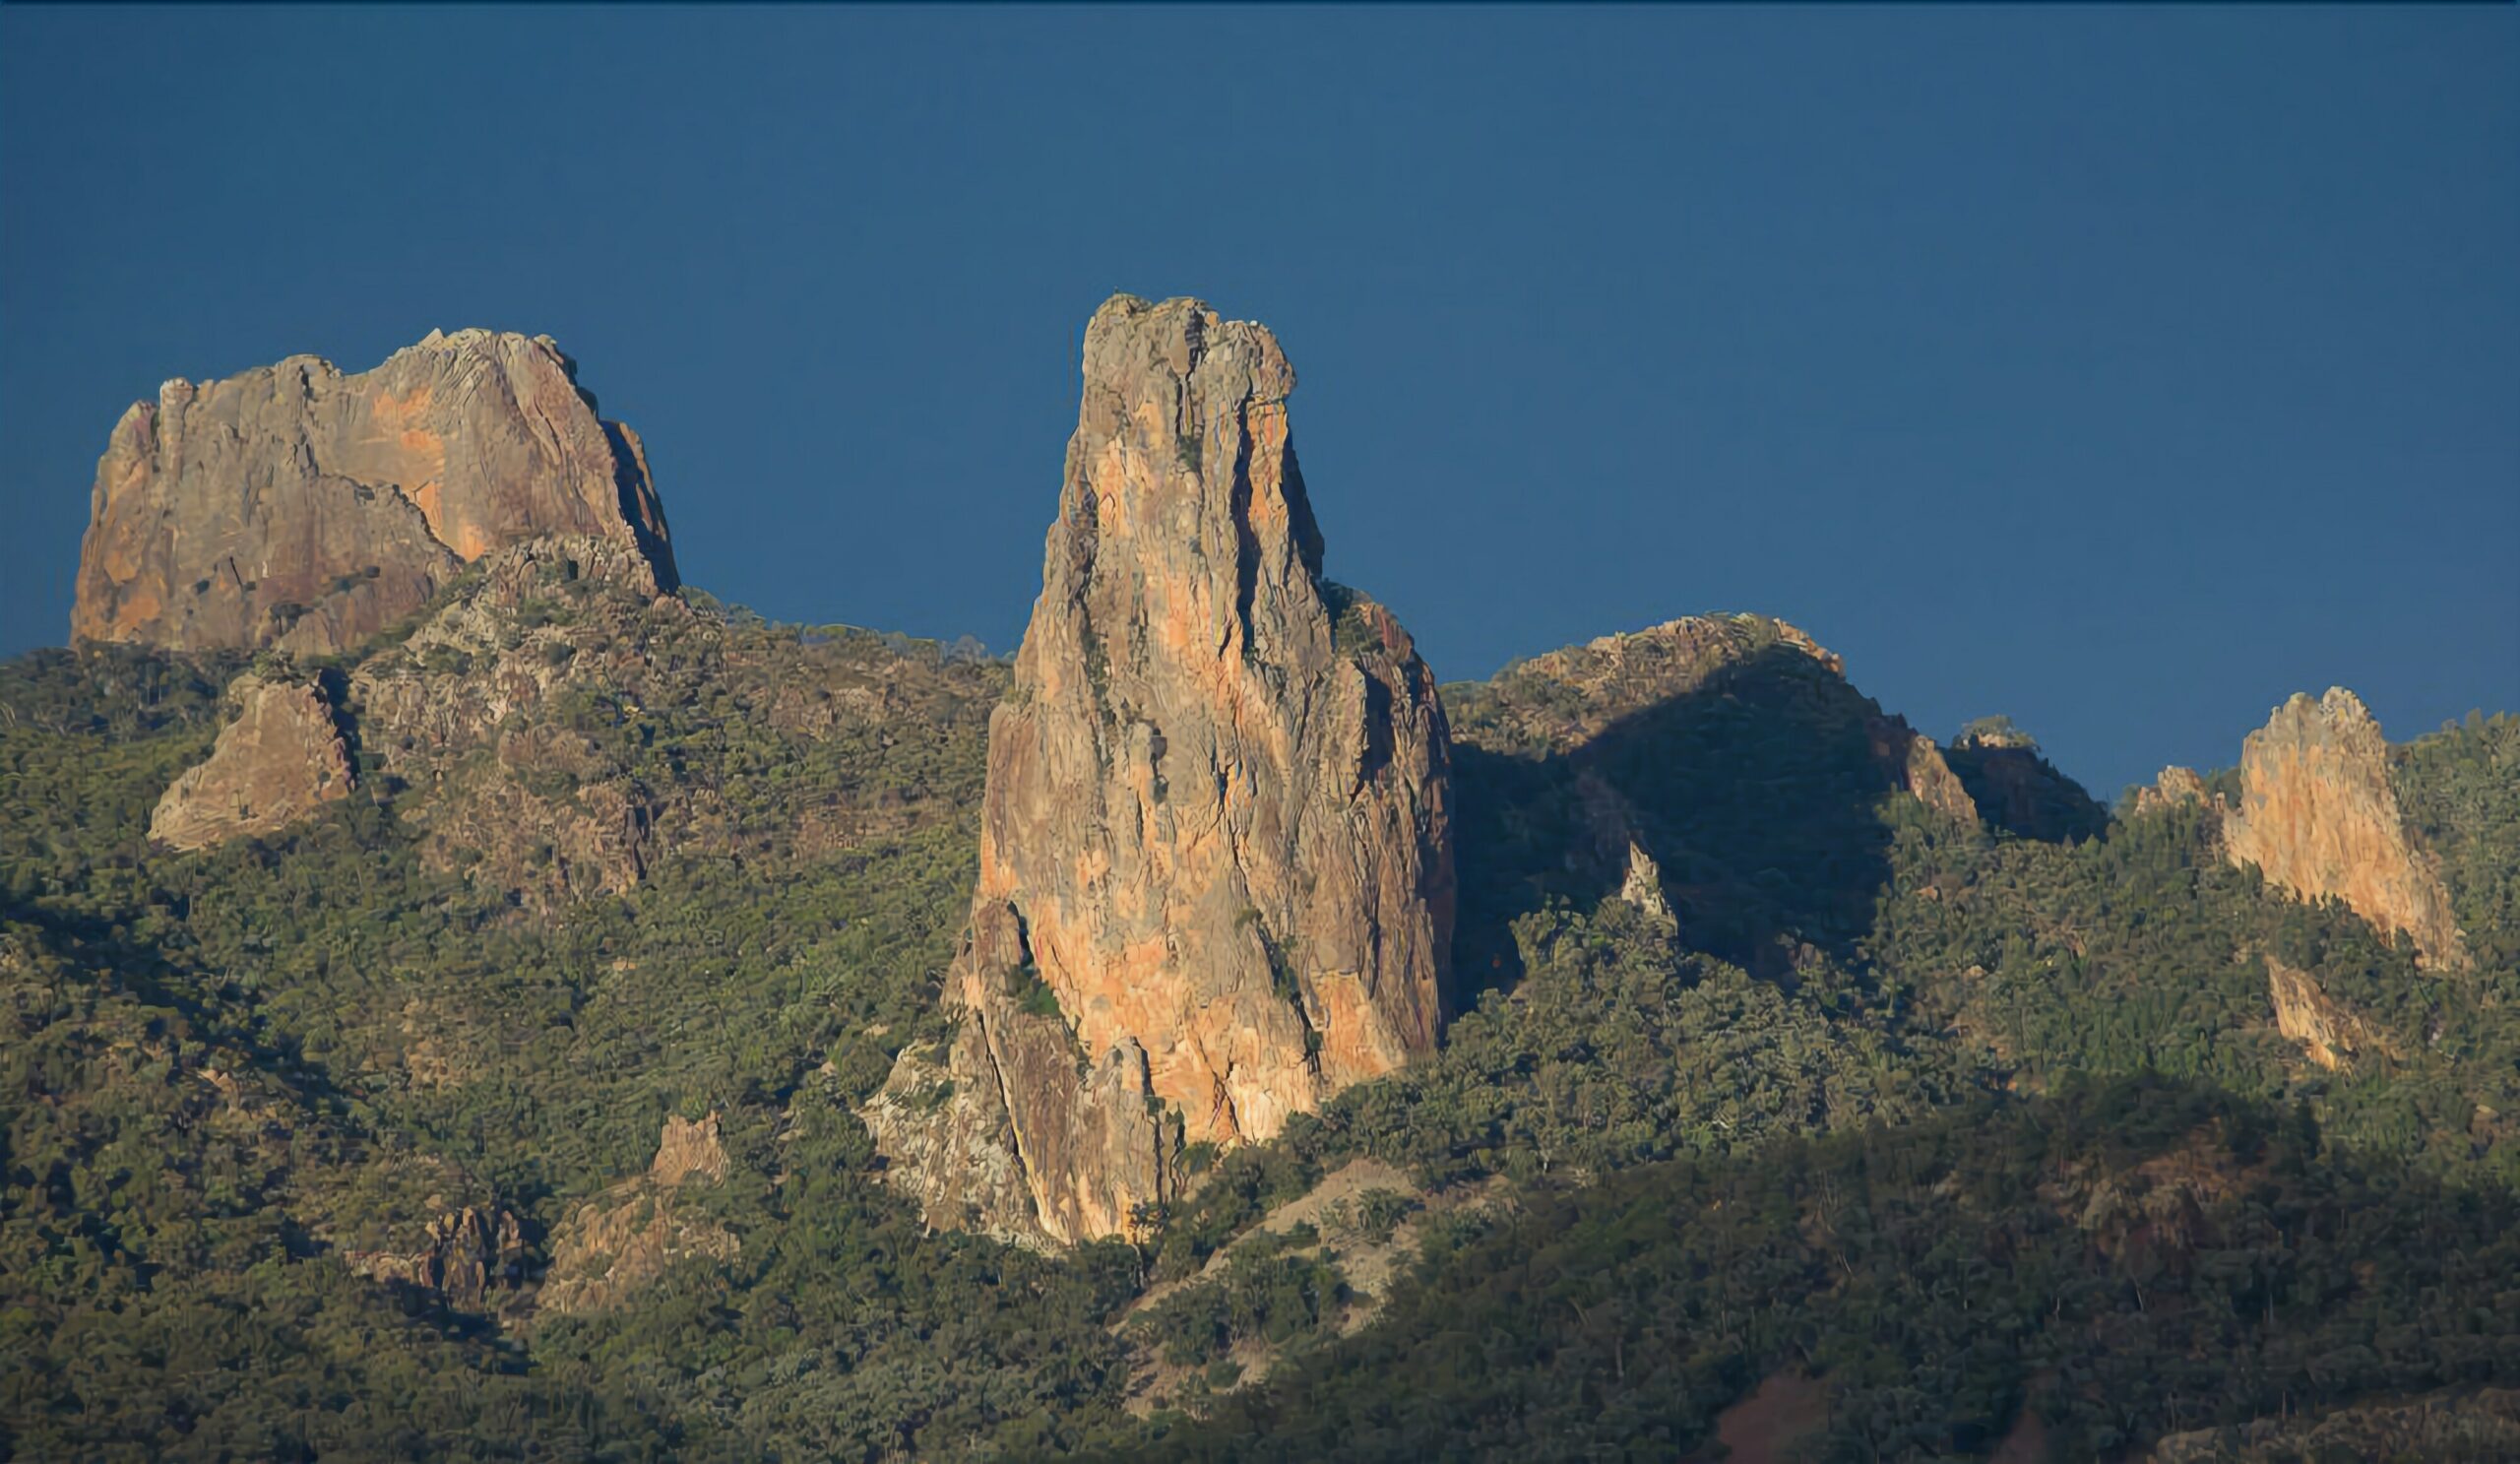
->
[1124,1078,2520,1463]
[1322,901,1955,1188]
[0,605,1159,1461]
[1132,1227,1350,1369]
[2,591,2512,1462]
[1011,959,1066,1019]
[2397,711,2520,977]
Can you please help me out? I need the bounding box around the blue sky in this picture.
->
[4,6,2513,796]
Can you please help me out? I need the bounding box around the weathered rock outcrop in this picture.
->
[2224,689,2468,969]
[73,329,674,655]
[142,533,1001,911]
[538,1114,739,1316]
[869,294,1454,1245]
[345,536,678,905]
[2265,956,2392,1071]
[344,1204,528,1310]
[2131,765,2209,817]
[145,536,677,874]
[1615,839,1677,926]
[149,673,355,850]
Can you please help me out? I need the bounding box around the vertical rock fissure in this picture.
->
[969,1002,1046,1227]
[1228,401,1263,662]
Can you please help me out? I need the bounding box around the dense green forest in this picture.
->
[3,579,2514,1460]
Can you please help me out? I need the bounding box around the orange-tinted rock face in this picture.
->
[868,294,1454,1245]
[149,674,355,850]
[2224,689,2468,969]
[2265,956,2392,1071]
[73,329,674,655]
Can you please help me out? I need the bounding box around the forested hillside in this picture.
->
[3,572,2514,1461]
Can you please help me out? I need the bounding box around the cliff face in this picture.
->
[73,329,674,655]
[150,673,356,850]
[868,294,1454,1245]
[2224,689,2468,969]
[1868,714,1979,824]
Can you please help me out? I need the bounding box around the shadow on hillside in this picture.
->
[2,897,357,1112]
[1449,644,1905,1009]
[1946,741,2111,844]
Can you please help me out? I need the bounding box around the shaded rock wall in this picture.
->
[1868,714,1979,824]
[344,1205,528,1311]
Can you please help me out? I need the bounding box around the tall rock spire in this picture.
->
[2224,688,2468,970]
[867,294,1454,1245]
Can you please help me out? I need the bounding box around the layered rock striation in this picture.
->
[2224,689,2468,969]
[869,294,1454,1245]
[74,329,674,655]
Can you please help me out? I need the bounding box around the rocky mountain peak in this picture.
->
[72,329,674,655]
[867,294,1455,1245]
[2224,688,2469,969]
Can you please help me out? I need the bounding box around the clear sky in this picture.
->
[4,7,2513,796]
